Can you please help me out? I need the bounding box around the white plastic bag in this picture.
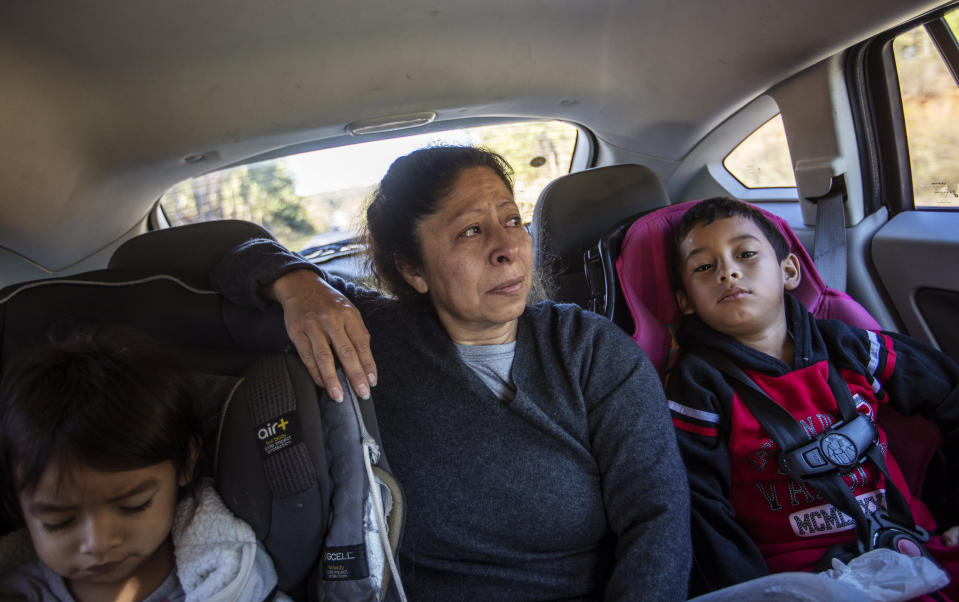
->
[819,548,949,602]
[689,572,865,601]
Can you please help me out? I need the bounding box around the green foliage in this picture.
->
[161,161,318,249]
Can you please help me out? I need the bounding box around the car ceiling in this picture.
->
[0,0,948,274]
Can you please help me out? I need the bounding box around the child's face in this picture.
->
[676,215,800,340]
[17,460,186,597]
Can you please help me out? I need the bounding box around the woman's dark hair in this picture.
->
[673,196,791,291]
[364,145,514,303]
[0,325,202,523]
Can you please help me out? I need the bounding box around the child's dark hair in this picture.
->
[0,325,202,524]
[673,197,791,288]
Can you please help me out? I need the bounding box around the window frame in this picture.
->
[721,113,798,190]
[149,118,592,241]
[855,2,959,215]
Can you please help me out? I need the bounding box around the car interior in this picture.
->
[1,0,958,598]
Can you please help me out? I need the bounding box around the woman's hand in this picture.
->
[268,269,376,402]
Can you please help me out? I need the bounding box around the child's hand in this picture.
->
[943,526,959,546]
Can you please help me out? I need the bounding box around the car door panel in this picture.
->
[871,210,959,363]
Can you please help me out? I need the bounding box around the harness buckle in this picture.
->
[861,509,931,557]
[779,414,877,481]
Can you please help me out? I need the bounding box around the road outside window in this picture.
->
[159,121,578,251]
[893,10,959,208]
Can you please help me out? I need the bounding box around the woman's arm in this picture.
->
[579,320,691,600]
[211,237,377,402]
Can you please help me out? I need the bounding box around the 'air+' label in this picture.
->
[255,413,301,458]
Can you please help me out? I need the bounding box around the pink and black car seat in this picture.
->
[533,167,944,509]
[615,199,881,375]
[614,200,943,501]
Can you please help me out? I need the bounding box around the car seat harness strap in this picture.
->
[696,350,931,564]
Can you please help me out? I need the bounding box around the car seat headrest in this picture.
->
[616,199,880,377]
[531,164,668,306]
[110,220,275,289]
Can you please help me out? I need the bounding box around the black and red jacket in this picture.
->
[665,294,959,593]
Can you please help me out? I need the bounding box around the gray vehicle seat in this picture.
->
[0,220,405,601]
[530,163,669,318]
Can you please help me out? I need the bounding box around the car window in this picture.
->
[722,114,797,189]
[159,121,578,251]
[892,8,959,208]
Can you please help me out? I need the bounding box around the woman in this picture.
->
[212,146,690,600]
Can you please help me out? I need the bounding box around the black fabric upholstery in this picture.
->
[0,269,286,379]
[109,219,275,289]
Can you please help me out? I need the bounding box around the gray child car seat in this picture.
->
[0,220,405,601]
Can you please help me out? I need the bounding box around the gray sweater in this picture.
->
[213,239,691,601]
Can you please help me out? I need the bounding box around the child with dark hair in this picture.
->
[0,326,286,602]
[665,197,959,597]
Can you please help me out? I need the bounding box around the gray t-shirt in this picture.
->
[0,559,184,602]
[455,341,516,401]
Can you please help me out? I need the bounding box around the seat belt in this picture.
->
[696,349,930,557]
[583,241,610,317]
[811,176,848,292]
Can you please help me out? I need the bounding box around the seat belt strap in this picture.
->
[583,242,609,316]
[703,353,810,451]
[701,353,875,543]
[824,364,916,532]
[812,176,847,292]
[693,349,924,552]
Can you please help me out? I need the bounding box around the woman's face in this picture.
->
[399,166,533,344]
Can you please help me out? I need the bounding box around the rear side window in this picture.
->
[722,114,796,189]
[159,121,579,251]
[892,9,959,208]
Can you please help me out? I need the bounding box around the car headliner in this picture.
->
[0,0,948,273]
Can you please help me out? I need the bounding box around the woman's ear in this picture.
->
[782,253,802,291]
[394,253,429,294]
[179,437,201,487]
